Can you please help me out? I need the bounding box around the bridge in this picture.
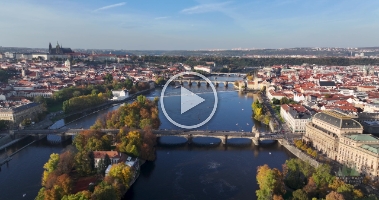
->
[211,73,247,77]
[10,126,286,145]
[173,80,233,87]
[11,129,120,136]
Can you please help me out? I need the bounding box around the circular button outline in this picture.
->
[160,72,218,129]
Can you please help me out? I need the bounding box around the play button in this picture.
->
[180,87,205,114]
[160,72,218,129]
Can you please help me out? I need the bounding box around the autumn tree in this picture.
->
[108,163,133,188]
[303,177,317,198]
[42,153,60,186]
[326,191,345,200]
[256,164,285,200]
[57,150,75,174]
[62,191,92,200]
[92,181,119,200]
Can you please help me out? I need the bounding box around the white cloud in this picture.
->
[181,1,232,14]
[93,2,126,12]
[154,16,170,20]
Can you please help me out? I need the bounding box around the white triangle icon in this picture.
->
[180,86,205,114]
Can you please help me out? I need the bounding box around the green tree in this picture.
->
[73,91,81,97]
[292,189,308,200]
[280,97,290,105]
[312,164,335,189]
[155,77,166,85]
[272,98,280,105]
[137,95,146,104]
[75,151,94,176]
[103,73,113,84]
[62,191,91,200]
[92,181,119,200]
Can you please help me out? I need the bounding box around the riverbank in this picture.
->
[50,88,155,129]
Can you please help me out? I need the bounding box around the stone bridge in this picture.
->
[10,125,285,145]
[173,80,233,87]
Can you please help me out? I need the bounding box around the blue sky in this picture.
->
[1,0,379,50]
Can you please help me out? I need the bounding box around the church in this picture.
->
[49,42,74,55]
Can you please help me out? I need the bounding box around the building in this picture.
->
[49,42,74,55]
[280,104,313,134]
[0,102,44,127]
[93,151,122,168]
[362,121,379,135]
[303,110,379,177]
[111,90,129,101]
[194,65,212,73]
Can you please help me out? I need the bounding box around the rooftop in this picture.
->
[345,134,379,142]
[360,144,379,154]
[314,110,362,129]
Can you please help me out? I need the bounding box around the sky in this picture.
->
[1,0,379,50]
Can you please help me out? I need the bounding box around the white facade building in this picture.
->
[112,90,129,101]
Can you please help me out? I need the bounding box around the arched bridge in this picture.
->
[10,129,286,145]
[173,80,233,87]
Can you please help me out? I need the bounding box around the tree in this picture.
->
[303,177,317,198]
[57,150,75,174]
[108,163,133,188]
[62,191,91,200]
[92,181,119,200]
[75,151,94,176]
[326,191,345,200]
[280,97,290,105]
[137,95,146,104]
[283,159,314,190]
[312,164,334,189]
[42,153,60,186]
[155,77,166,85]
[272,98,280,105]
[103,73,113,84]
[139,118,152,129]
[256,165,285,200]
[73,91,81,97]
[292,189,308,200]
[273,195,284,200]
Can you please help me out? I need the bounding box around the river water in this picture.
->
[0,76,294,200]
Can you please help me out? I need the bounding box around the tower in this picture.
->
[56,41,61,54]
[49,42,52,54]
[21,67,26,77]
[65,59,71,72]
[295,70,299,81]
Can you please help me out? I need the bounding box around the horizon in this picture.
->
[1,0,379,50]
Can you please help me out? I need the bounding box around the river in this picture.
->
[0,76,294,200]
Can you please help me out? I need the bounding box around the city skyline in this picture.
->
[1,0,379,50]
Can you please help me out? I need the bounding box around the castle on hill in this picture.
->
[49,42,74,55]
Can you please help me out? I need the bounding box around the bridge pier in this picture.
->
[221,135,228,145]
[187,134,192,144]
[189,80,192,86]
[206,82,210,87]
[252,137,259,145]
[215,82,219,87]
[180,81,183,85]
[197,81,201,86]
[224,81,228,87]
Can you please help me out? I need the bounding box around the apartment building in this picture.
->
[280,104,312,134]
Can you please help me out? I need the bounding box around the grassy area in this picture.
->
[47,103,63,113]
